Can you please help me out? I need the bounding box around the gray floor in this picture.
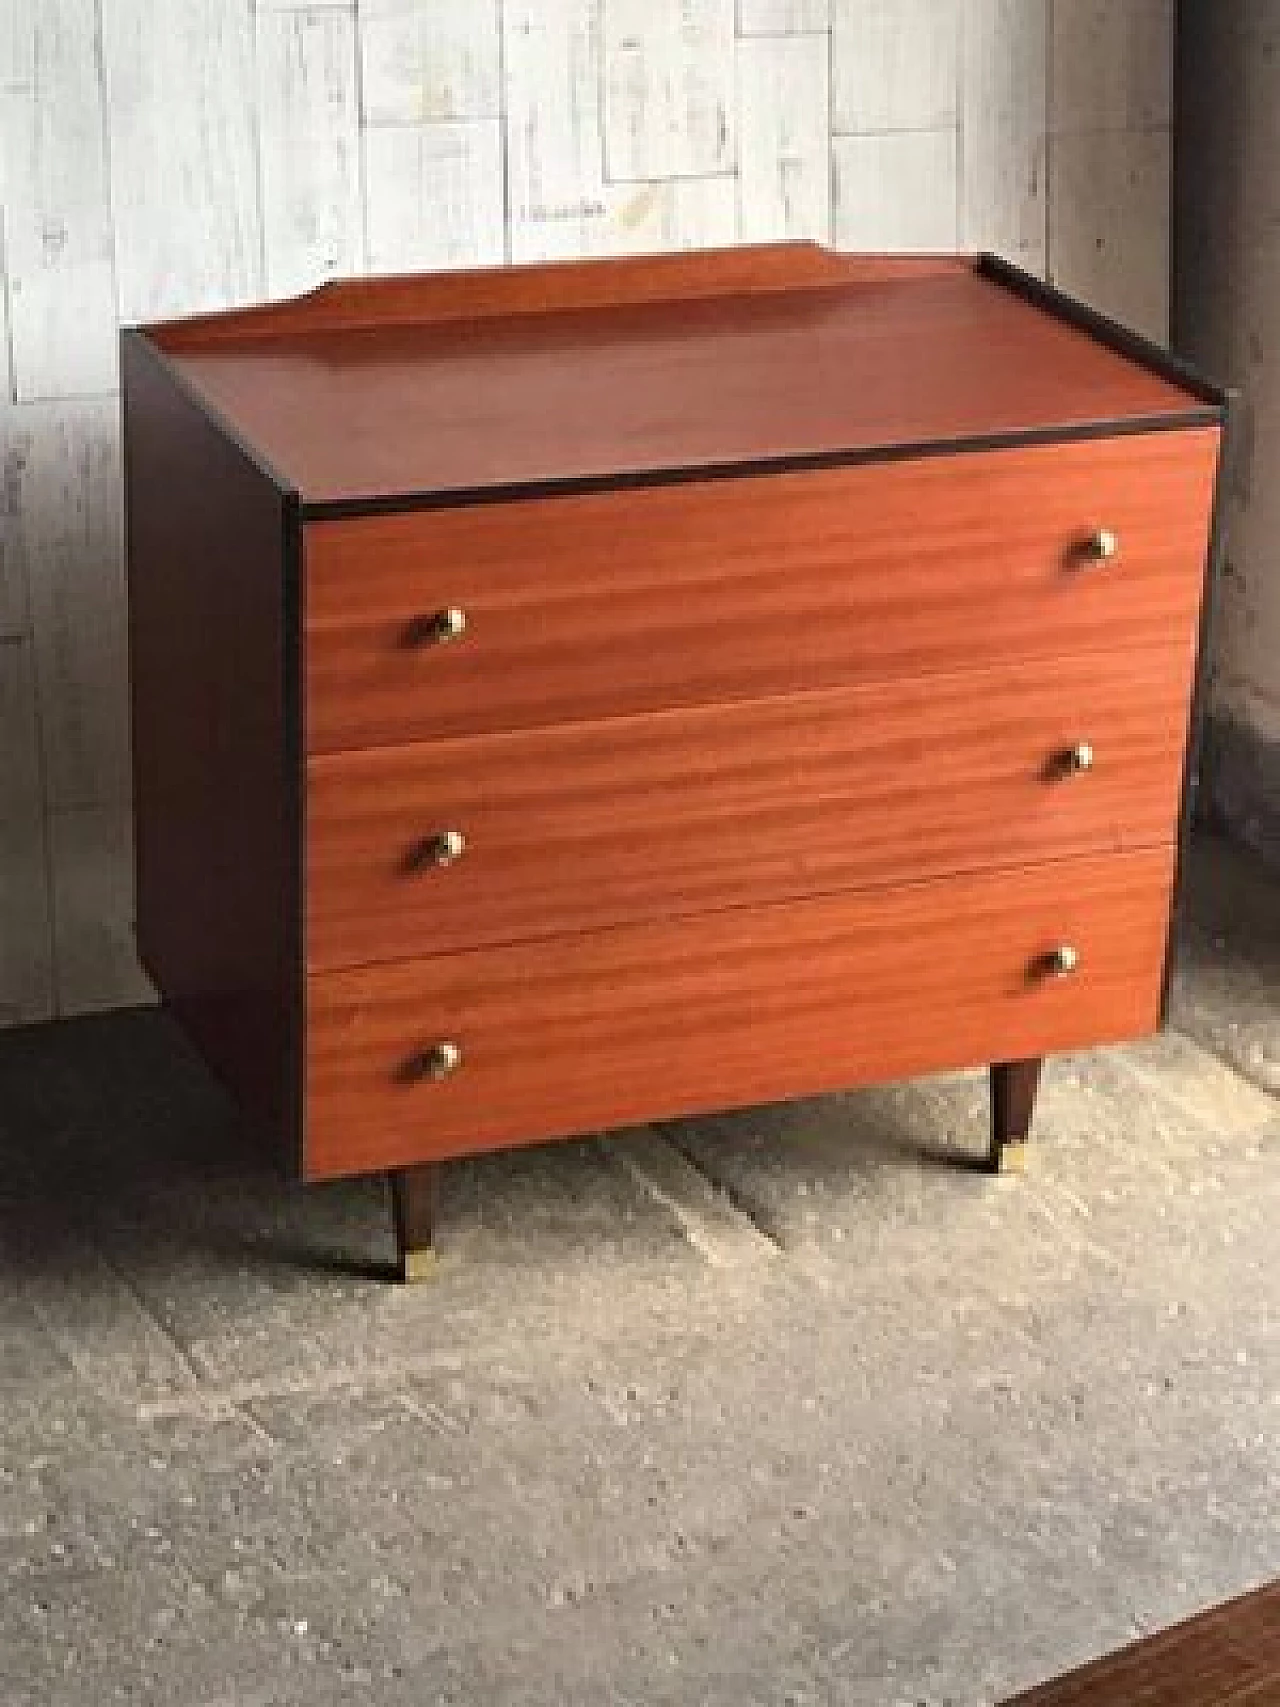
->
[0,832,1277,1707]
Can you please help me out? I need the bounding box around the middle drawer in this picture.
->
[306,648,1192,970]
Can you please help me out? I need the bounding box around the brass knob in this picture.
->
[408,1041,462,1082]
[1065,741,1094,774]
[1085,528,1119,562]
[1047,944,1080,977]
[413,829,466,869]
[408,606,467,646]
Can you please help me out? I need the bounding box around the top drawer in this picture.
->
[304,429,1219,752]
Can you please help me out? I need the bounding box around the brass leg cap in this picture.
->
[994,1137,1030,1176]
[399,1248,438,1285]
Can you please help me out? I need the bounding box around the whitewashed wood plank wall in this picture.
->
[0,0,1175,1029]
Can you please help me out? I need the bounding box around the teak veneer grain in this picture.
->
[304,849,1176,1179]
[304,430,1218,752]
[306,650,1193,970]
[122,243,1227,1271]
[154,257,1212,510]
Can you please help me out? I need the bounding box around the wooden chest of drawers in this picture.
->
[122,244,1226,1280]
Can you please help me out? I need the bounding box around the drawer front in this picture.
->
[306,650,1192,970]
[304,848,1175,1178]
[304,429,1218,752]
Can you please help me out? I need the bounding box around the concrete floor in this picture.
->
[0,832,1276,1707]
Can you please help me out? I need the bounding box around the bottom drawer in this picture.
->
[304,848,1175,1179]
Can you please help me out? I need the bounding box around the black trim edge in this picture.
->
[121,329,301,498]
[299,408,1222,523]
[282,491,306,1181]
[1159,390,1239,1027]
[977,252,1231,409]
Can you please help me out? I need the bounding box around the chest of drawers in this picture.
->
[122,244,1226,1281]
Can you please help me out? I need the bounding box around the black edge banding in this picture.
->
[977,252,1231,408]
[298,409,1222,523]
[281,492,306,1180]
[1159,391,1239,1027]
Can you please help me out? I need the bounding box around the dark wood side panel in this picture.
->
[304,430,1220,751]
[151,243,970,349]
[304,848,1175,1180]
[122,332,300,1164]
[305,649,1194,970]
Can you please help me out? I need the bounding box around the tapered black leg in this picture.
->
[989,1057,1043,1173]
[390,1164,439,1283]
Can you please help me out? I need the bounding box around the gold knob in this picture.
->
[1066,741,1094,774]
[1048,944,1080,977]
[1086,528,1119,562]
[407,606,467,646]
[414,829,466,869]
[408,1041,462,1082]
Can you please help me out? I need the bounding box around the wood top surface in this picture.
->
[145,246,1212,508]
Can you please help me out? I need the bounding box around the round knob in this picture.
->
[415,829,466,869]
[1086,528,1119,562]
[1048,944,1080,977]
[1065,741,1095,774]
[408,1041,462,1082]
[409,606,467,645]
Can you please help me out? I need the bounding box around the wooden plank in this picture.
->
[102,0,262,321]
[738,0,830,30]
[17,401,131,813]
[49,804,154,1016]
[256,7,361,298]
[1,0,118,399]
[603,0,736,182]
[960,0,1048,272]
[1049,129,1171,344]
[504,2,735,262]
[832,0,958,133]
[358,0,500,124]
[832,129,958,249]
[1051,0,1173,134]
[738,34,830,242]
[304,848,1175,1179]
[363,122,505,274]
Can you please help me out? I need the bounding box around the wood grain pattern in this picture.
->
[832,0,959,132]
[1,0,118,400]
[150,243,962,348]
[256,6,362,298]
[18,401,131,813]
[1003,1577,1280,1705]
[305,649,1194,970]
[122,335,298,1155]
[603,0,736,183]
[102,0,263,322]
[159,264,1209,507]
[363,120,505,276]
[737,34,831,243]
[304,430,1219,751]
[304,848,1176,1179]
